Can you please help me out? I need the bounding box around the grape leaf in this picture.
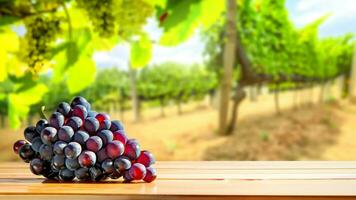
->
[130,32,152,69]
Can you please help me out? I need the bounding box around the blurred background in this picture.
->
[0,0,355,162]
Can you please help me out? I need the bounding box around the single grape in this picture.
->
[124,139,141,160]
[137,150,155,167]
[13,140,27,154]
[86,136,103,152]
[143,167,157,183]
[30,158,45,175]
[112,130,128,145]
[96,148,109,163]
[42,167,59,180]
[65,158,80,171]
[106,141,124,159]
[51,154,65,171]
[75,167,90,181]
[64,142,82,159]
[72,105,88,120]
[95,113,110,123]
[89,166,104,181]
[98,119,111,131]
[58,126,74,142]
[53,141,67,155]
[24,126,38,142]
[66,116,83,131]
[30,137,43,152]
[41,127,57,144]
[113,156,131,172]
[84,117,99,134]
[59,168,75,181]
[35,119,48,134]
[88,111,98,118]
[78,150,96,167]
[101,159,114,175]
[123,170,133,183]
[129,163,147,180]
[39,144,53,161]
[56,102,71,117]
[19,144,36,163]
[110,120,125,132]
[73,131,90,146]
[49,112,65,129]
[97,130,113,145]
[71,96,91,111]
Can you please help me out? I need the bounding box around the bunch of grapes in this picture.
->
[23,15,61,73]
[13,96,156,183]
[76,0,116,37]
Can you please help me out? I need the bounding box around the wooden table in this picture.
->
[1,161,356,199]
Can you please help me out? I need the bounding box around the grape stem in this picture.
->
[39,106,47,120]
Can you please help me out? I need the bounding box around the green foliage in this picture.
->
[130,32,152,69]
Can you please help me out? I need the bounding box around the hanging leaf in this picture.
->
[8,83,48,129]
[130,32,152,68]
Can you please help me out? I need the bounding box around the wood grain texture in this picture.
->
[1,161,356,200]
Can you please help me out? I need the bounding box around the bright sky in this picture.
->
[94,0,356,70]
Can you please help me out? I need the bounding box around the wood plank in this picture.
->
[1,162,356,199]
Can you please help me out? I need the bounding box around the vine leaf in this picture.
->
[130,32,152,69]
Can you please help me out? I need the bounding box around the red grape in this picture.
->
[78,150,96,167]
[106,141,124,159]
[86,136,103,152]
[129,163,146,180]
[112,130,127,145]
[143,167,157,183]
[13,140,27,154]
[137,150,155,167]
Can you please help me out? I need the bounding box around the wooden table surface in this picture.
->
[1,161,356,199]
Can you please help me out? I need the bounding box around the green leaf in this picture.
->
[130,32,152,68]
[66,56,96,94]
[8,83,48,129]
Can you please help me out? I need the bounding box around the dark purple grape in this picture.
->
[75,168,90,181]
[97,130,113,145]
[137,150,155,167]
[71,96,91,111]
[53,141,67,155]
[88,111,98,118]
[59,168,75,181]
[24,126,38,142]
[30,137,43,152]
[64,142,82,159]
[112,130,128,145]
[35,119,48,134]
[113,156,131,172]
[72,105,88,120]
[123,139,141,160]
[65,158,80,171]
[30,158,45,175]
[95,113,110,123]
[99,119,111,131]
[39,144,53,161]
[110,170,122,179]
[89,166,104,181]
[129,163,147,180]
[96,148,109,163]
[84,117,99,134]
[86,136,102,152]
[73,131,90,146]
[42,167,59,180]
[106,141,124,159]
[66,116,83,131]
[58,126,74,142]
[101,159,114,174]
[143,167,157,183]
[49,112,64,129]
[56,102,71,117]
[19,144,35,162]
[78,151,96,167]
[13,140,27,154]
[110,120,124,132]
[123,170,133,183]
[51,154,65,171]
[40,127,57,144]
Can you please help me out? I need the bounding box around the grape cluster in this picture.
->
[23,15,61,73]
[13,96,156,183]
[76,0,116,37]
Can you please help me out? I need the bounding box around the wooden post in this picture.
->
[218,0,237,135]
